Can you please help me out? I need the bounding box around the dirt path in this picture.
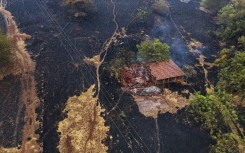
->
[0,5,41,153]
[83,0,120,96]
[96,0,119,96]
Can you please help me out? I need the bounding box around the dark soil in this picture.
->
[0,14,7,33]
[0,75,24,147]
[0,0,221,152]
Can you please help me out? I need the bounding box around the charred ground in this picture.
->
[0,0,221,152]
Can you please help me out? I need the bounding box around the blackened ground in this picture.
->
[5,0,152,152]
[150,0,220,90]
[100,70,213,153]
[0,75,24,147]
[0,14,7,33]
[1,0,220,152]
[168,0,220,85]
[101,0,221,152]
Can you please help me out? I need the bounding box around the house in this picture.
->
[146,60,184,85]
[120,59,184,89]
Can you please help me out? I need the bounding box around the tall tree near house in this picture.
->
[137,38,170,62]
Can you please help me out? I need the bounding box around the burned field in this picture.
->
[0,0,221,152]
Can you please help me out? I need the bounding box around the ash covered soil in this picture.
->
[0,0,220,152]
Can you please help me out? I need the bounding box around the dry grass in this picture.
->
[133,89,189,118]
[58,85,109,153]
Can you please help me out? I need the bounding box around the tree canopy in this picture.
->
[214,0,245,99]
[188,91,238,136]
[187,91,245,152]
[137,38,170,62]
[217,51,245,99]
[216,0,245,44]
[108,48,135,80]
[186,0,245,152]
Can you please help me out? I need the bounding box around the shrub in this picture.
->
[187,91,238,135]
[211,133,245,153]
[0,33,14,70]
[216,1,245,43]
[136,8,150,21]
[152,0,170,16]
[217,51,245,99]
[187,90,244,153]
[108,49,135,80]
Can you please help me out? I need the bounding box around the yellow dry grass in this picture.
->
[0,147,19,153]
[58,85,109,153]
[133,89,189,118]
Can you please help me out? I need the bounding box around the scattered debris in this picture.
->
[121,60,184,93]
[119,60,187,118]
[139,86,162,96]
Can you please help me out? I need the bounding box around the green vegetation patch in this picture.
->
[216,0,245,44]
[216,51,245,99]
[108,48,135,80]
[187,90,245,152]
[137,38,170,62]
[0,33,14,72]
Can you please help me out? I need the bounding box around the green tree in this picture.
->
[238,35,245,49]
[137,38,170,62]
[187,90,245,152]
[187,91,238,136]
[0,33,14,70]
[216,0,245,44]
[108,48,135,80]
[217,51,245,99]
[211,133,245,153]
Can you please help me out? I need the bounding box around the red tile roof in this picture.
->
[147,60,184,81]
